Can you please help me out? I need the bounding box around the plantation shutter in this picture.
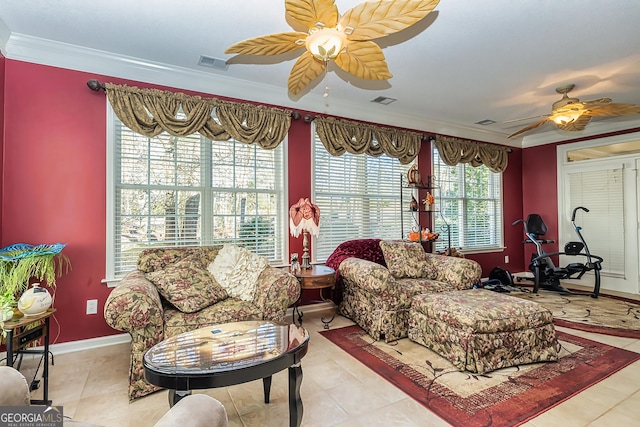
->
[568,168,624,275]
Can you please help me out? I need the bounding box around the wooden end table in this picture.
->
[289,265,336,329]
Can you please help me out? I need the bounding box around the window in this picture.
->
[312,129,413,261]
[106,108,286,282]
[432,146,503,252]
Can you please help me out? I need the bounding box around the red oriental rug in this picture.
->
[320,325,640,427]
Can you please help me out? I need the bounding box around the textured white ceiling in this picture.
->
[1,0,640,146]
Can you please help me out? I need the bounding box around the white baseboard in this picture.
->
[48,333,131,355]
[0,334,132,361]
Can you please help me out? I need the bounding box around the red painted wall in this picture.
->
[520,143,559,266]
[3,62,113,342]
[286,117,313,259]
[2,59,528,343]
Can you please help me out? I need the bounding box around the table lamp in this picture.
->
[289,198,320,269]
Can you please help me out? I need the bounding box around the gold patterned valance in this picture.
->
[314,116,422,164]
[434,135,510,173]
[104,83,292,149]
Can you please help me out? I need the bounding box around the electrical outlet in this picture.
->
[86,299,98,315]
[504,255,509,264]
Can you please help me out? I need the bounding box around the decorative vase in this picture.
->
[407,164,421,186]
[409,196,419,211]
[18,283,52,317]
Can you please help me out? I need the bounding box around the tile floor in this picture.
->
[19,302,640,427]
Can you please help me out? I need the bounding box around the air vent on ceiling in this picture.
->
[371,96,397,105]
[198,56,229,71]
[475,119,496,125]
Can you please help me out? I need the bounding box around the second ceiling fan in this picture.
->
[508,84,640,138]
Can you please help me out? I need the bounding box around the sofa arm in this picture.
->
[104,270,166,400]
[252,267,300,322]
[426,254,482,290]
[338,258,395,294]
[0,366,30,406]
[104,270,165,341]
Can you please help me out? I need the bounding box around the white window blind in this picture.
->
[312,129,413,261]
[109,113,286,279]
[568,168,624,275]
[433,147,503,252]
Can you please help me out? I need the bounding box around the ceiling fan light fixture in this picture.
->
[306,28,346,61]
[552,112,581,125]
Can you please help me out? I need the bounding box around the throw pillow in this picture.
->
[207,245,269,302]
[379,240,431,279]
[146,256,228,313]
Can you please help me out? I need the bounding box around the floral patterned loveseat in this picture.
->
[337,240,482,342]
[104,245,300,400]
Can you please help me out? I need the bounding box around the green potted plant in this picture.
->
[0,243,70,336]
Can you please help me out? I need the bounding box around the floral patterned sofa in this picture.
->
[104,245,300,400]
[337,240,482,342]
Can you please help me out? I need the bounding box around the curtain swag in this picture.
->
[434,135,510,173]
[104,83,292,149]
[314,116,422,164]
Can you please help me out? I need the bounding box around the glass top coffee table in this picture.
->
[143,320,310,427]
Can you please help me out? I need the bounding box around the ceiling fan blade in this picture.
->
[581,97,612,107]
[286,0,339,29]
[507,117,551,138]
[557,114,592,131]
[288,51,327,95]
[334,41,392,80]
[225,32,307,55]
[583,103,640,117]
[339,0,440,41]
[503,114,551,124]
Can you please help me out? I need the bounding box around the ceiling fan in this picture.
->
[507,84,640,138]
[225,0,440,95]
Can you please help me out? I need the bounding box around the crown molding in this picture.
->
[0,17,9,56]
[10,33,634,149]
[4,33,517,146]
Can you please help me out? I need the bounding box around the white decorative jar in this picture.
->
[18,283,52,317]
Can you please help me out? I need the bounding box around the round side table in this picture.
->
[289,265,336,329]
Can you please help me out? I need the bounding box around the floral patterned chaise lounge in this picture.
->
[104,245,300,400]
[336,239,482,342]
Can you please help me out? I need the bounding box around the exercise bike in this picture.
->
[512,206,603,298]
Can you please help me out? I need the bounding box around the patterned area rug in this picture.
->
[320,325,640,427]
[508,289,640,338]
